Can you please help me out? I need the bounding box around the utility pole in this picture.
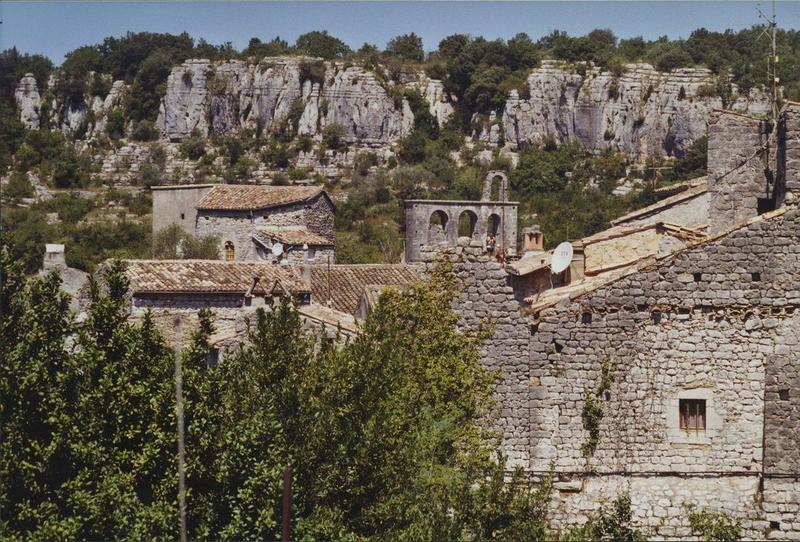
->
[757,0,779,126]
[174,327,188,542]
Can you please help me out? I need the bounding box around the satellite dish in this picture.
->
[271,242,284,257]
[551,242,574,274]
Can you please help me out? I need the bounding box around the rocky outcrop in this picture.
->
[503,61,770,158]
[14,74,41,129]
[156,57,434,144]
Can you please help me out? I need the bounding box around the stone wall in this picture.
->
[777,102,800,206]
[707,111,769,234]
[405,200,519,262]
[523,206,800,538]
[419,241,534,468]
[421,204,800,538]
[195,194,334,261]
[152,184,214,235]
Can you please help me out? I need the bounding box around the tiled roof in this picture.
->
[253,227,333,247]
[610,178,707,226]
[196,185,325,211]
[122,260,309,295]
[309,264,420,315]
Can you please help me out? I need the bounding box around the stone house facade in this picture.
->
[152,184,336,263]
[409,105,800,539]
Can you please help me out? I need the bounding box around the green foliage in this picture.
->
[39,194,93,224]
[131,119,159,141]
[322,123,347,150]
[152,223,220,259]
[0,252,553,540]
[687,505,742,542]
[178,129,206,159]
[243,36,290,58]
[4,171,35,201]
[385,33,425,62]
[295,30,351,59]
[105,109,126,139]
[581,357,615,456]
[562,493,647,542]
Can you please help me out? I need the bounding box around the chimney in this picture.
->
[521,226,544,253]
[707,110,771,234]
[43,243,66,270]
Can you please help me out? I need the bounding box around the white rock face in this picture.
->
[503,61,770,158]
[15,74,41,129]
[156,59,212,140]
[156,57,453,144]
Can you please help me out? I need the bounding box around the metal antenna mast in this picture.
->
[757,0,779,125]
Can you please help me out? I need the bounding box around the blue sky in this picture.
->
[3,1,800,64]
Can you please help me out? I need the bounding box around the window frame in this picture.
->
[679,398,707,432]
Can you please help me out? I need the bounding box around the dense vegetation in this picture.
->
[1,252,565,540]
[0,24,759,269]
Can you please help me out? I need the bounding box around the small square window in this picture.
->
[751,272,761,282]
[679,399,706,431]
[581,312,592,324]
[693,272,702,282]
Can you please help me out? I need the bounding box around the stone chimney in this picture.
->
[707,110,771,234]
[521,225,544,253]
[776,102,800,207]
[43,243,66,270]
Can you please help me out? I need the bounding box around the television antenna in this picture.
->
[551,242,573,274]
[756,0,779,125]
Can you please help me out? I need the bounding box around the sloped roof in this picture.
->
[196,185,326,211]
[122,260,309,295]
[253,227,333,247]
[309,264,420,315]
[610,177,707,226]
[525,206,789,317]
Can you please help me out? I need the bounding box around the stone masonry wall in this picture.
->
[195,195,334,261]
[524,206,800,539]
[419,240,532,467]
[778,103,800,206]
[707,111,769,234]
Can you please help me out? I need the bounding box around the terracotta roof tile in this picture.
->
[196,185,325,211]
[122,260,309,295]
[253,227,333,247]
[309,264,419,315]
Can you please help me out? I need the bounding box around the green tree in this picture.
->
[386,33,425,61]
[152,224,220,259]
[295,31,351,59]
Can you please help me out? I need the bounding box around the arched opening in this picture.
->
[224,241,235,261]
[428,210,449,242]
[458,210,478,238]
[488,214,501,236]
[490,175,503,200]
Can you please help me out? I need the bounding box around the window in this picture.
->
[180,213,185,220]
[306,247,316,261]
[224,241,235,261]
[679,399,706,431]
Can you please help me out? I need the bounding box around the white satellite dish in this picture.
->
[551,242,573,274]
[271,242,284,257]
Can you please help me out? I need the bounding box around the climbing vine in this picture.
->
[581,356,615,456]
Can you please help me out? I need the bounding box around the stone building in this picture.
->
[152,184,336,264]
[410,105,800,539]
[404,171,518,262]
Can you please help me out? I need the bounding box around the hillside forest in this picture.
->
[1,26,793,271]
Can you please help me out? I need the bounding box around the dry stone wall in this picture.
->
[524,206,800,538]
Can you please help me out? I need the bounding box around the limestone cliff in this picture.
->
[155,57,446,144]
[503,60,770,158]
[14,74,41,130]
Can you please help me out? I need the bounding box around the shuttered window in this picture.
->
[679,399,706,431]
